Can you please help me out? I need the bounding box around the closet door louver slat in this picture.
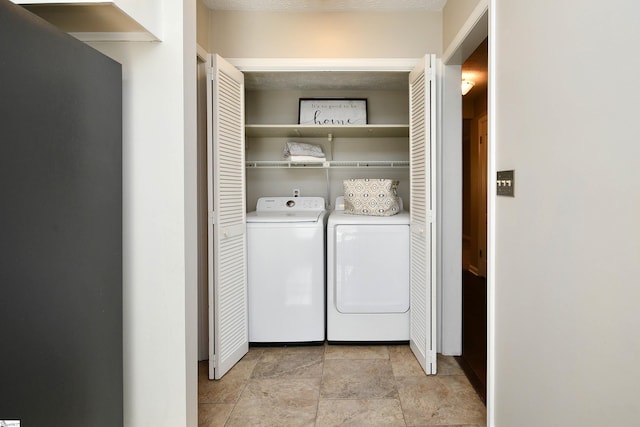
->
[409,55,437,375]
[207,54,248,380]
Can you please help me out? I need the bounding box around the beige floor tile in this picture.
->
[198,345,487,426]
[199,376,247,404]
[226,358,260,381]
[260,344,325,358]
[437,354,465,376]
[388,345,426,378]
[316,398,406,426]
[324,344,390,360]
[240,377,321,401]
[198,403,234,427]
[199,358,258,404]
[198,360,208,378]
[243,346,267,361]
[396,375,486,426]
[321,359,398,399]
[252,346,324,379]
[198,357,258,382]
[225,378,321,427]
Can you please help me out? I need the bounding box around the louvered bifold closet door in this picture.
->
[409,55,437,375]
[207,54,248,380]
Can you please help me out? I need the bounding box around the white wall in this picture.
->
[245,87,410,210]
[437,62,463,355]
[10,0,163,40]
[196,0,210,51]
[114,0,163,38]
[209,10,442,58]
[491,0,640,425]
[89,0,198,425]
[437,0,491,357]
[442,0,483,51]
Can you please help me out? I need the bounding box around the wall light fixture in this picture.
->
[461,79,475,96]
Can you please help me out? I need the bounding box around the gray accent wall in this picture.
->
[0,1,123,425]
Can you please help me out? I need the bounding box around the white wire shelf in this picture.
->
[245,124,409,138]
[245,160,409,169]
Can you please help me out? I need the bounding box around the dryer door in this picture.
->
[335,224,410,313]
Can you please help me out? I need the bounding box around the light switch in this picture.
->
[497,170,515,197]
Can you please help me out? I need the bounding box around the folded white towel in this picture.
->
[283,142,325,159]
[288,155,326,163]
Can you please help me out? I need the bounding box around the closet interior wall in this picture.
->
[244,74,412,211]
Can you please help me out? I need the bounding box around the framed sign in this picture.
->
[298,98,368,125]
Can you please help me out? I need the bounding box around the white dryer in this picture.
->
[327,196,410,342]
[246,196,327,343]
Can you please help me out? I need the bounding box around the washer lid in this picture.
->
[246,210,324,223]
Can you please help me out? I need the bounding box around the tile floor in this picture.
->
[199,344,486,426]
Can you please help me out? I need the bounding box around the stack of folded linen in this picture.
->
[283,142,326,162]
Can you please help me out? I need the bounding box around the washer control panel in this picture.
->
[256,197,325,212]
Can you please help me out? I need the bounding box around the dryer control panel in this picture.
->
[255,197,326,212]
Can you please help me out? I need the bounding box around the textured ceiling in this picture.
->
[202,0,448,12]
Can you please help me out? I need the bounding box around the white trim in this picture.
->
[488,1,496,425]
[197,44,208,62]
[226,57,421,72]
[442,0,489,65]
[429,54,438,374]
[436,62,463,356]
[439,1,491,424]
[69,31,159,42]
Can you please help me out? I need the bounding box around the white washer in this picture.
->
[327,196,410,342]
[247,196,327,343]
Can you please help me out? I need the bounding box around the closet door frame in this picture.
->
[226,57,453,375]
